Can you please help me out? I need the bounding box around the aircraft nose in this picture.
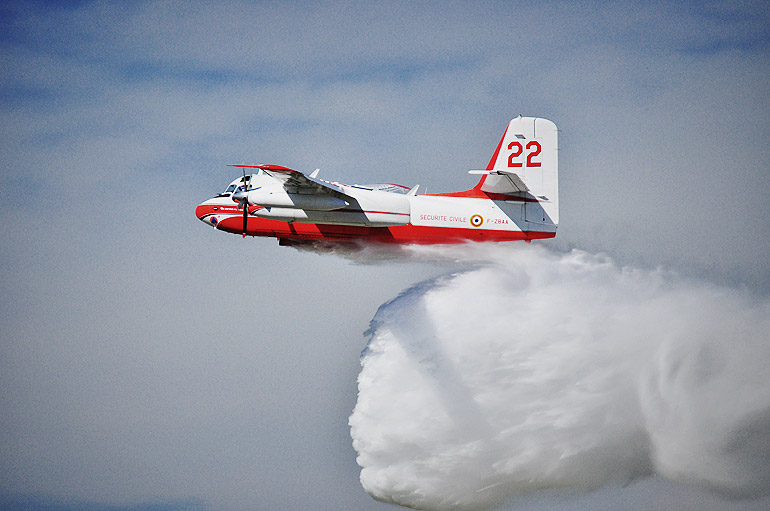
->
[195,203,220,226]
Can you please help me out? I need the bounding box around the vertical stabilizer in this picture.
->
[480,116,559,226]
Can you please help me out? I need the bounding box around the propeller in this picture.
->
[232,167,250,237]
[241,196,248,238]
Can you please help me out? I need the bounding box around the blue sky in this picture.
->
[1,1,769,510]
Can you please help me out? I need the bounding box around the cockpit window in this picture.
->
[216,183,238,197]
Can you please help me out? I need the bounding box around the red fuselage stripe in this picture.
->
[206,213,553,244]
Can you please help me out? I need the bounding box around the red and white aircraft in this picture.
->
[195,116,558,245]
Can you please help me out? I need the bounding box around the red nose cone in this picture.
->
[195,203,207,219]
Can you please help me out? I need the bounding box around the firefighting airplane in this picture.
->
[195,116,558,245]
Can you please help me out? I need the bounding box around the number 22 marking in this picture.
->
[507,140,542,167]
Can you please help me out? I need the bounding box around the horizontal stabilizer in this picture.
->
[468,170,529,194]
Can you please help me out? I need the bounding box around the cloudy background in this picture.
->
[1,1,769,510]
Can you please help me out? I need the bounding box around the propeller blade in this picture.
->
[242,204,248,237]
[239,166,248,237]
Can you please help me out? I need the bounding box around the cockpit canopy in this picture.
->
[217,174,253,197]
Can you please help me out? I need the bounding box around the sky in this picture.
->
[1,1,769,510]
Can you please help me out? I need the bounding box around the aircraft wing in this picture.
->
[231,164,351,198]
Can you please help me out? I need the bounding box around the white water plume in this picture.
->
[349,244,770,510]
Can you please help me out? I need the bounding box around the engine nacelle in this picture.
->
[253,207,410,227]
[247,190,349,211]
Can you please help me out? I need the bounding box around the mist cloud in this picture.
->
[350,244,770,510]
